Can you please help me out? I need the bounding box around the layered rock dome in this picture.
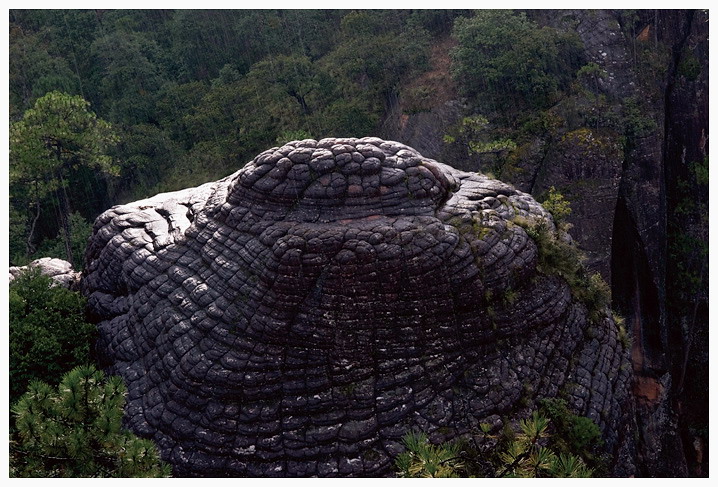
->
[81,138,633,476]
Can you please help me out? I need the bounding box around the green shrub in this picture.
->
[520,220,582,279]
[468,138,517,155]
[622,96,657,139]
[515,219,610,322]
[444,115,518,154]
[541,186,572,229]
[572,272,612,323]
[539,398,605,471]
[10,365,171,478]
[9,268,97,405]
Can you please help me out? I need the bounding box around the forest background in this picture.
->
[3,6,711,478]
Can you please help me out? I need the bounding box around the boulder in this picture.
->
[82,138,634,477]
[9,257,80,289]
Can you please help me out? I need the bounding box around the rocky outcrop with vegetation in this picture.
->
[9,257,80,289]
[9,9,707,477]
[81,138,634,476]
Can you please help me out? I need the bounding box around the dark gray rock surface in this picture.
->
[82,138,633,477]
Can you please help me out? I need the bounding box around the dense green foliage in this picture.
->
[10,365,171,478]
[9,269,97,405]
[539,398,606,472]
[8,10,443,265]
[10,91,117,266]
[451,10,583,114]
[396,411,594,478]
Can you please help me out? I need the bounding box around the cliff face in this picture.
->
[658,10,709,477]
[81,138,634,476]
[383,9,708,477]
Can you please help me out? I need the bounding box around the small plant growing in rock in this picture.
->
[395,431,465,478]
[613,312,630,349]
[541,186,572,230]
[574,273,612,323]
[513,217,611,324]
[502,288,518,306]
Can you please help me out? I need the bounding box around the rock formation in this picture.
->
[9,257,80,289]
[384,11,709,475]
[82,138,634,477]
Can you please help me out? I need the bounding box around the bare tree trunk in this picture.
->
[288,89,312,115]
[25,199,41,257]
[25,180,42,257]
[56,171,74,267]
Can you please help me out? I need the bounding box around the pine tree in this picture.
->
[9,91,118,266]
[495,411,592,478]
[10,365,171,478]
[395,432,465,478]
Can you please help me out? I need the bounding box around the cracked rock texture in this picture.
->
[82,138,633,477]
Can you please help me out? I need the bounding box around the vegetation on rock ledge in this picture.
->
[396,409,598,478]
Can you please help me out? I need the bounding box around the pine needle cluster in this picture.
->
[395,410,594,478]
[395,432,465,477]
[10,365,170,478]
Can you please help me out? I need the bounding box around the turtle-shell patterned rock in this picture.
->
[82,138,632,477]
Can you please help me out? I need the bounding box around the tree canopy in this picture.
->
[10,91,117,265]
[451,10,583,113]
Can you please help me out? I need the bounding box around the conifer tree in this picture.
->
[9,91,118,266]
[10,365,171,478]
